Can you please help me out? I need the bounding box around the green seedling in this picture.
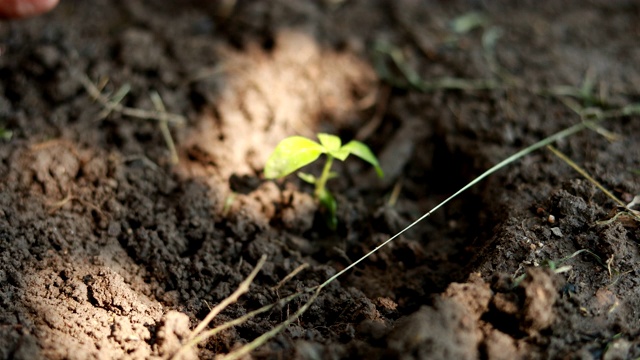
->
[264,133,383,229]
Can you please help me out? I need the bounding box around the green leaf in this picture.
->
[319,133,351,160]
[264,136,325,179]
[318,188,337,230]
[330,147,350,161]
[317,133,342,153]
[297,172,317,184]
[341,140,384,178]
[0,127,13,141]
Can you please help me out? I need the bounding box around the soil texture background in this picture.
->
[1,1,640,359]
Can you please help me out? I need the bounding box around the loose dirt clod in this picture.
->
[519,268,558,334]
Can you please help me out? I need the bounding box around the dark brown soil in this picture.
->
[2,1,640,359]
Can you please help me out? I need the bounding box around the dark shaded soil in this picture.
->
[1,1,640,359]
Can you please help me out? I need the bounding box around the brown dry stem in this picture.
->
[171,255,267,359]
[77,73,186,126]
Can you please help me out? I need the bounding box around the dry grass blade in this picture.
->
[546,145,625,208]
[271,263,309,291]
[217,287,322,360]
[183,264,316,352]
[98,83,130,120]
[188,288,313,354]
[76,73,186,125]
[150,91,180,164]
[47,191,74,214]
[372,41,498,92]
[583,121,620,142]
[387,179,403,207]
[547,145,640,222]
[190,255,267,340]
[171,255,267,359]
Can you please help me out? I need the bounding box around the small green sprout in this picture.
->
[264,133,383,229]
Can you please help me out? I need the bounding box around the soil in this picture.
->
[1,1,639,359]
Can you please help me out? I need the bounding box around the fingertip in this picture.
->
[0,0,60,19]
[35,0,59,14]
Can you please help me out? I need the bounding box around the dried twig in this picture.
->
[150,91,179,164]
[187,287,314,355]
[547,145,625,208]
[271,263,309,292]
[547,145,640,223]
[172,255,268,359]
[190,255,267,340]
[99,83,131,120]
[47,191,74,214]
[217,287,322,360]
[77,73,186,126]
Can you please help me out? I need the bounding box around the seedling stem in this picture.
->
[315,155,333,198]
